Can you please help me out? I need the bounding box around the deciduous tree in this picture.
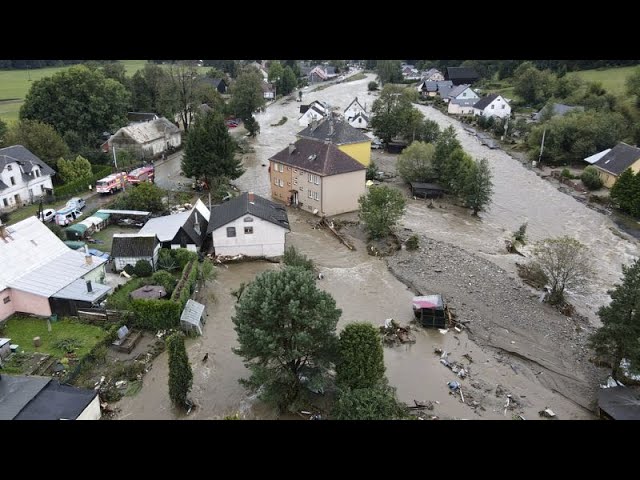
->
[397,141,436,183]
[57,155,92,182]
[461,158,493,216]
[5,120,69,168]
[358,185,406,239]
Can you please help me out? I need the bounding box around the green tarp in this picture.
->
[64,240,86,250]
[94,212,110,221]
[65,224,88,240]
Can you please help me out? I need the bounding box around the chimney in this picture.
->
[86,280,93,293]
[328,117,334,136]
[288,143,296,155]
[85,254,93,265]
[248,192,255,203]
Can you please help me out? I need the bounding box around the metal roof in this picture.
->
[593,143,640,176]
[271,138,366,177]
[207,192,290,233]
[0,375,50,420]
[181,299,205,326]
[52,278,111,302]
[598,386,640,420]
[139,210,192,242]
[111,234,159,258]
[96,209,150,216]
[584,148,611,164]
[13,379,98,420]
[297,115,370,145]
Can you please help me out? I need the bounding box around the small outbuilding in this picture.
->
[111,234,161,272]
[180,299,206,336]
[409,182,446,199]
[412,295,447,328]
[598,386,640,420]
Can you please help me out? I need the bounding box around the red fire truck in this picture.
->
[96,172,128,194]
[127,165,155,185]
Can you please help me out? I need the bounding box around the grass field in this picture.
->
[568,65,639,95]
[0,60,148,123]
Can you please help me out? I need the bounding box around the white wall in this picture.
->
[1,161,54,209]
[452,87,479,100]
[477,96,511,119]
[76,394,101,420]
[212,214,287,257]
[448,103,476,115]
[170,244,197,252]
[299,109,325,127]
[345,102,365,121]
[348,116,368,129]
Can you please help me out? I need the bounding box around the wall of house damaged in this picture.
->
[338,142,371,167]
[212,214,287,257]
[321,170,366,216]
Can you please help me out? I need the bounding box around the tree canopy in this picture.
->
[229,68,266,120]
[167,332,193,408]
[358,185,406,239]
[57,155,92,183]
[336,323,385,390]
[4,119,69,168]
[397,141,436,183]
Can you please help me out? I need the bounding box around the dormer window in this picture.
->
[6,165,12,171]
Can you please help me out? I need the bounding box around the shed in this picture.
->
[387,142,408,154]
[65,223,88,240]
[412,295,447,328]
[598,386,640,420]
[409,182,446,199]
[130,285,167,300]
[180,299,206,336]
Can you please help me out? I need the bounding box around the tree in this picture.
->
[512,62,557,107]
[280,66,298,96]
[397,141,436,183]
[113,182,165,213]
[283,245,314,271]
[589,258,640,379]
[182,112,242,188]
[610,168,637,214]
[232,267,341,411]
[376,60,402,85]
[133,259,153,277]
[161,62,202,132]
[368,81,379,91]
[400,107,425,143]
[57,155,92,182]
[433,126,461,179]
[358,185,406,239]
[101,62,127,85]
[336,323,385,390]
[581,166,604,190]
[461,158,493,215]
[129,63,169,115]
[0,118,7,147]
[370,85,416,143]
[4,120,69,168]
[531,236,595,304]
[332,385,407,420]
[626,67,640,107]
[243,116,260,137]
[20,65,130,143]
[229,68,266,120]
[167,332,193,408]
[268,61,284,84]
[417,119,440,144]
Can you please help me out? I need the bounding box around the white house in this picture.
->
[110,234,161,272]
[262,82,276,100]
[347,112,370,129]
[299,101,329,127]
[448,98,478,115]
[207,192,290,257]
[138,207,208,252]
[344,97,367,121]
[108,117,181,160]
[445,84,479,104]
[473,94,511,119]
[421,68,444,82]
[0,146,55,210]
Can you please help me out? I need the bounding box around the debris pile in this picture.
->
[435,349,469,379]
[380,319,416,346]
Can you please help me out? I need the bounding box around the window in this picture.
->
[274,177,279,186]
[308,189,313,198]
[279,179,284,187]
[278,164,284,172]
[294,169,298,174]
[308,173,313,183]
[294,179,298,185]
[6,165,12,171]
[35,169,40,177]
[10,177,15,186]
[502,104,506,109]
[491,105,495,109]
[244,226,253,234]
[314,175,320,185]
[2,199,7,207]
[313,191,319,201]
[41,185,45,193]
[3,296,10,304]
[244,216,253,222]
[226,227,236,237]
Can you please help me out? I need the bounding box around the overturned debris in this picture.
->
[380,319,416,346]
[539,408,557,419]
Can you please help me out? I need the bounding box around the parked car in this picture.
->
[66,197,86,210]
[38,208,56,223]
[371,139,384,150]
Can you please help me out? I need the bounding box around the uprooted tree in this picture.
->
[531,236,595,304]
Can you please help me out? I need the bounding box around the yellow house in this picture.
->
[297,115,371,167]
[592,143,640,188]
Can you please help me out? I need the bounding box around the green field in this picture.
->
[568,65,639,95]
[0,60,148,123]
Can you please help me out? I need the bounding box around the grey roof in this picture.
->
[594,142,640,176]
[181,299,205,326]
[532,103,584,121]
[446,67,480,83]
[111,234,159,258]
[139,211,191,242]
[111,117,180,146]
[207,192,290,233]
[0,145,56,178]
[447,84,472,99]
[473,93,501,111]
[95,209,150,216]
[52,278,111,302]
[14,379,98,420]
[584,148,612,164]
[297,116,370,145]
[127,112,159,123]
[451,97,479,107]
[0,375,50,420]
[351,112,370,122]
[598,387,640,420]
[325,66,337,75]
[271,138,365,177]
[423,68,441,78]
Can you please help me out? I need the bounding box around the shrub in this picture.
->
[130,299,181,330]
[173,249,198,270]
[283,246,314,271]
[368,81,379,91]
[171,260,200,309]
[561,168,573,179]
[158,249,178,272]
[514,222,528,244]
[405,235,419,250]
[151,270,177,296]
[366,161,378,181]
[123,264,135,276]
[581,166,604,190]
[133,259,153,277]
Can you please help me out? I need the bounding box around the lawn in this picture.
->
[105,277,147,310]
[568,65,639,95]
[90,224,140,253]
[0,316,106,360]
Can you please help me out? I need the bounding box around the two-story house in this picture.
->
[473,94,511,119]
[0,145,55,210]
[269,138,366,217]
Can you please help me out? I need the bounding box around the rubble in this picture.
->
[379,319,416,346]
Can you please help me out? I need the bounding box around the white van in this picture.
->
[55,207,83,226]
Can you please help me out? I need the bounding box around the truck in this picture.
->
[96,172,127,194]
[127,165,155,185]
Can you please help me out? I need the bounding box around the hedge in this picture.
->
[130,298,182,330]
[53,165,112,199]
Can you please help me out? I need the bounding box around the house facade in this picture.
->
[207,192,289,257]
[446,85,478,103]
[297,116,372,167]
[299,104,328,127]
[448,98,478,115]
[139,207,208,252]
[270,138,366,216]
[262,82,275,100]
[592,143,640,188]
[418,80,453,98]
[422,68,444,82]
[107,117,181,160]
[473,94,511,119]
[347,112,369,129]
[0,146,55,210]
[111,234,161,272]
[344,97,367,121]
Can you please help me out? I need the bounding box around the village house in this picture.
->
[401,64,421,81]
[248,61,269,82]
[299,100,330,127]
[347,112,370,130]
[532,103,584,122]
[591,142,640,188]
[107,117,181,160]
[448,98,479,115]
[138,201,209,252]
[308,65,338,84]
[445,84,479,104]
[200,77,228,94]
[207,192,289,257]
[473,94,511,119]
[262,82,276,100]
[110,234,161,272]
[0,217,110,321]
[0,375,101,420]
[417,80,453,99]
[421,68,444,82]
[344,97,367,122]
[0,146,55,210]
[445,67,480,85]
[269,138,366,216]
[297,115,372,167]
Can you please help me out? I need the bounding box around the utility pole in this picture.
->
[112,145,125,192]
[537,128,546,168]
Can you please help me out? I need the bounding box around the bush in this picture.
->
[133,259,153,277]
[368,81,379,91]
[561,168,573,179]
[158,249,178,272]
[170,260,200,309]
[514,222,528,244]
[174,249,199,270]
[405,235,419,250]
[366,161,378,181]
[151,270,177,296]
[124,264,135,276]
[130,299,181,330]
[581,166,604,190]
[283,246,314,271]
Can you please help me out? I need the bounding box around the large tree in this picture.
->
[376,60,403,85]
[20,65,130,144]
[626,66,640,108]
[161,62,202,131]
[182,112,242,188]
[4,119,70,168]
[280,66,298,96]
[336,323,385,390]
[232,267,341,412]
[461,158,493,216]
[358,185,406,239]
[112,182,165,213]
[512,62,557,107]
[370,85,417,143]
[610,168,639,216]
[0,118,7,147]
[397,141,436,183]
[101,62,127,85]
[531,236,595,304]
[57,155,92,183]
[433,125,461,179]
[167,332,193,408]
[589,258,640,379]
[229,68,265,135]
[332,385,407,420]
[129,63,169,115]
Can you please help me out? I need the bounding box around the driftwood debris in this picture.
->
[380,319,416,346]
[321,218,354,250]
